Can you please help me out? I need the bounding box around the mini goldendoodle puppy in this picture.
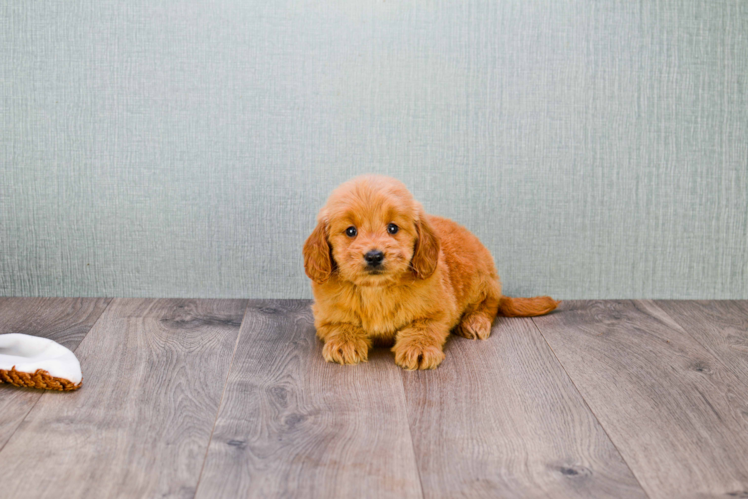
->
[303,175,559,370]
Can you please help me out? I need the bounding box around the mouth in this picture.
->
[365,266,385,275]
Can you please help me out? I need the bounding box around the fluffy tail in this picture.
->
[497,296,560,317]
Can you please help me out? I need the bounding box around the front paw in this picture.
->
[393,340,445,370]
[322,336,370,365]
[455,313,492,340]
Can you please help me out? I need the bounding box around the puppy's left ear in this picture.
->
[303,220,333,284]
[411,213,440,279]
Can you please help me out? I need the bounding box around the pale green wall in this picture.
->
[1,1,746,299]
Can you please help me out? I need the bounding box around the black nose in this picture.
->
[364,250,385,267]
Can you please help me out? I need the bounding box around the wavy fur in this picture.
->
[302,175,559,370]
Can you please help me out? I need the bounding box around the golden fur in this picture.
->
[303,175,559,370]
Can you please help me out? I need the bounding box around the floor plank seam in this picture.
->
[649,300,746,381]
[399,372,427,500]
[529,316,652,499]
[0,390,42,456]
[193,301,250,498]
[0,297,114,456]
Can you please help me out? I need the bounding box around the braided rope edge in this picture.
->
[0,367,81,391]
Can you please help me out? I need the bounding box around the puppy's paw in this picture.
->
[455,313,492,340]
[393,341,445,370]
[322,336,370,365]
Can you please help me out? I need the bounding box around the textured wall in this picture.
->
[1,1,747,299]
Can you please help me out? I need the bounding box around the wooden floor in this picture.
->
[0,299,747,498]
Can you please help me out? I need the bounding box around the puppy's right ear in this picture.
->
[303,221,333,284]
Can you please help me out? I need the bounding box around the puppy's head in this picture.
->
[303,175,439,286]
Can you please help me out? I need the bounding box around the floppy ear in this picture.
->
[411,214,440,279]
[303,221,333,284]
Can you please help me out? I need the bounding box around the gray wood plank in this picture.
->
[655,300,748,382]
[0,297,111,450]
[195,300,423,499]
[402,316,646,499]
[0,298,247,499]
[532,300,748,498]
[0,297,112,350]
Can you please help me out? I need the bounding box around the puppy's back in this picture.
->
[427,214,499,301]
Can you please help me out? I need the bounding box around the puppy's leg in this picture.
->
[455,293,500,340]
[393,319,449,370]
[317,323,372,365]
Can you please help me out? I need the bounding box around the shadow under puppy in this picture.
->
[303,175,559,370]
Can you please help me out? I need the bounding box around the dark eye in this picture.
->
[387,223,399,235]
[345,226,357,237]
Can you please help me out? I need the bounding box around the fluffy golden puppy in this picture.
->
[303,175,559,370]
